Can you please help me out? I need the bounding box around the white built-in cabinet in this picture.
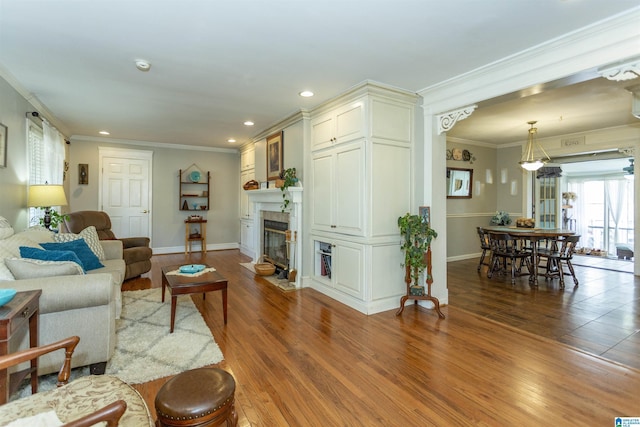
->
[241,145,255,171]
[309,83,418,314]
[313,239,364,298]
[240,145,256,257]
[310,101,365,151]
[240,169,255,219]
[311,140,365,236]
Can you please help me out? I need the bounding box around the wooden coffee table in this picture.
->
[161,265,228,333]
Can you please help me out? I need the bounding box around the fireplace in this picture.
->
[261,210,290,275]
[246,186,302,287]
[263,218,288,270]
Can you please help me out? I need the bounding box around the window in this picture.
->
[567,178,634,253]
[27,118,65,226]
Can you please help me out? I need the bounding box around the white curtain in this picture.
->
[605,179,625,245]
[28,119,66,226]
[40,120,65,185]
[568,181,588,244]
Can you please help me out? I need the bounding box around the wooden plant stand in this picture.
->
[395,247,445,318]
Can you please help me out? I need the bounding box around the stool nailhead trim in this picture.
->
[157,396,234,421]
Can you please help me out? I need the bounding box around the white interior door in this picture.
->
[99,148,153,240]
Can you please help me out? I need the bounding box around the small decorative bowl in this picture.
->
[189,171,201,182]
[254,263,276,276]
[0,289,17,307]
[179,264,206,274]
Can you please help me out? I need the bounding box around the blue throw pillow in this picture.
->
[40,239,105,271]
[19,246,85,272]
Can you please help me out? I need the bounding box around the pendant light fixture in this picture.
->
[519,121,550,171]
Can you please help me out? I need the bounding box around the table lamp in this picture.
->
[27,183,68,229]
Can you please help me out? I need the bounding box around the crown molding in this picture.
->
[0,64,70,136]
[419,7,640,114]
[70,135,238,153]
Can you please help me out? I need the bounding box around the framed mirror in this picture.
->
[446,167,473,199]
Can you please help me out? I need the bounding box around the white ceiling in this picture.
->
[1,0,639,149]
[447,76,640,146]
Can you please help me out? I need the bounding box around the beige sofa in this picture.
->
[0,225,125,376]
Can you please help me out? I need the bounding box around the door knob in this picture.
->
[142,210,149,213]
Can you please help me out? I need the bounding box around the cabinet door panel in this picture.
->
[240,219,255,257]
[335,102,364,144]
[335,144,364,235]
[312,153,333,230]
[311,113,334,151]
[241,147,255,171]
[334,243,363,298]
[371,144,410,236]
[240,169,255,218]
[371,99,412,143]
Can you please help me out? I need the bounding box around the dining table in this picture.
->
[484,226,576,287]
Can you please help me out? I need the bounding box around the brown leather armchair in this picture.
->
[64,210,152,280]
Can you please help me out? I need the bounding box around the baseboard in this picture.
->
[447,252,482,262]
[152,242,239,255]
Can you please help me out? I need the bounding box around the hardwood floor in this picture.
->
[125,250,640,426]
[451,257,640,369]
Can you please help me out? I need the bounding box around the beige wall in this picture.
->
[68,138,240,253]
[0,77,43,229]
[445,141,524,260]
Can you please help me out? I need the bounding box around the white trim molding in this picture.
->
[599,58,640,81]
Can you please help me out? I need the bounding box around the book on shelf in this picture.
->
[321,254,332,279]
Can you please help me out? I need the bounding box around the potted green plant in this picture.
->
[398,213,438,296]
[490,211,511,226]
[279,167,298,212]
[37,208,69,231]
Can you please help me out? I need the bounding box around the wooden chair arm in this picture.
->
[0,336,79,386]
[62,400,127,427]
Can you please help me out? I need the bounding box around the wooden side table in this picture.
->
[0,289,41,404]
[184,218,207,255]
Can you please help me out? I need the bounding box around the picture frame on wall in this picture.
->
[419,206,431,227]
[446,167,473,199]
[79,163,89,185]
[0,123,7,168]
[266,130,283,181]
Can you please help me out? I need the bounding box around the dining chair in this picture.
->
[537,235,581,288]
[0,336,154,426]
[476,227,491,271]
[487,232,532,285]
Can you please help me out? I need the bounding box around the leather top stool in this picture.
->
[155,367,237,427]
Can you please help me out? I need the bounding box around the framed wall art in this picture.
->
[266,131,283,181]
[0,122,7,168]
[419,206,431,227]
[446,167,473,199]
[79,164,89,185]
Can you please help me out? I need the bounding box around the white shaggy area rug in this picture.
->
[15,288,223,398]
[108,287,224,383]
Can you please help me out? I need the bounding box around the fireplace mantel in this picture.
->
[246,187,302,205]
[247,186,303,288]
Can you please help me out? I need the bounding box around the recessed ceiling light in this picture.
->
[135,59,151,72]
[299,90,314,97]
[227,138,236,143]
[99,130,110,135]
[244,121,254,126]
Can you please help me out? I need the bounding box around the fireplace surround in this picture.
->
[246,187,303,287]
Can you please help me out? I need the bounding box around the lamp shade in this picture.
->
[27,184,68,208]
